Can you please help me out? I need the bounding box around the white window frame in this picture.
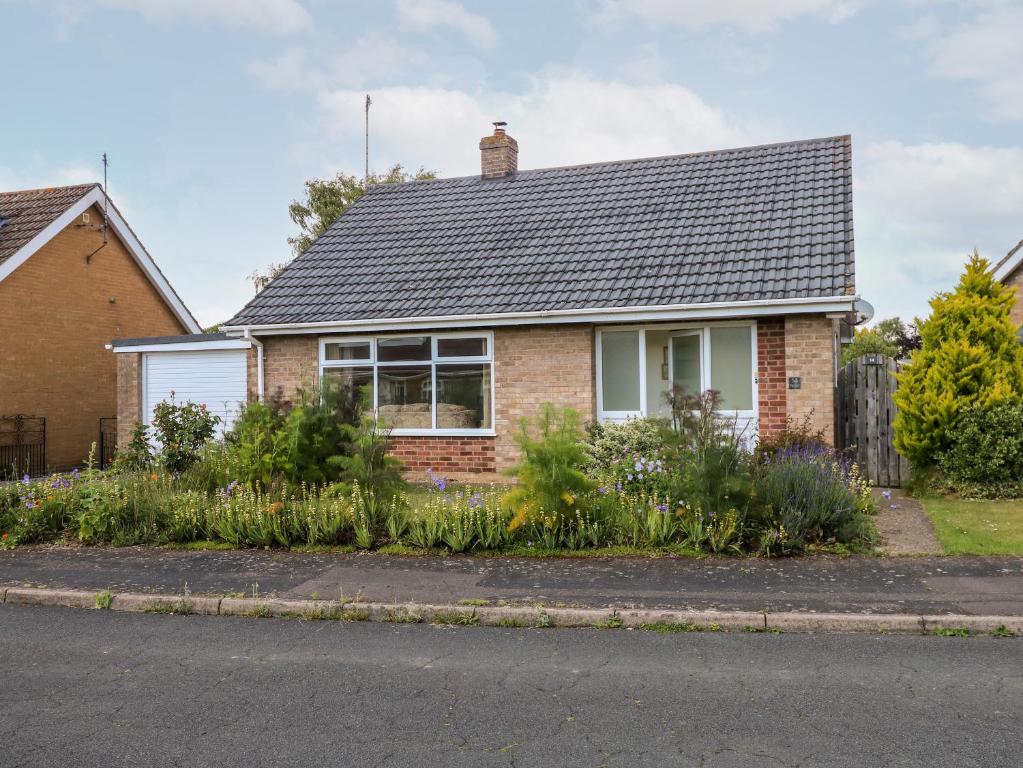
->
[318,331,495,436]
[595,321,759,423]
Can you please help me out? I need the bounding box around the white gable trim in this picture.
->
[0,186,200,333]
[994,239,1023,282]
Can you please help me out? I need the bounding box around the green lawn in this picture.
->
[922,496,1023,555]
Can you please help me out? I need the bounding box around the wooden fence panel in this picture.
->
[836,355,910,487]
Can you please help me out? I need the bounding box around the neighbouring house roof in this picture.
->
[109,331,251,353]
[0,183,200,333]
[225,135,856,330]
[993,238,1023,282]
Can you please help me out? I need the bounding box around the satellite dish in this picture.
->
[853,298,874,326]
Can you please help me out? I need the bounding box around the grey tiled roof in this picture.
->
[227,136,855,327]
[0,184,98,266]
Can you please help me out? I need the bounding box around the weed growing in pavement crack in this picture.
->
[595,612,623,629]
[341,607,370,622]
[991,625,1016,638]
[457,598,489,607]
[385,607,422,624]
[496,617,529,628]
[247,604,273,618]
[535,607,553,628]
[933,627,970,637]
[145,598,191,615]
[641,621,701,633]
[94,590,112,610]
[431,610,481,626]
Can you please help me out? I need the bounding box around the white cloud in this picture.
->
[316,73,754,177]
[249,36,422,91]
[591,0,863,33]
[923,6,1023,121]
[855,140,1023,320]
[50,0,312,37]
[396,0,497,48]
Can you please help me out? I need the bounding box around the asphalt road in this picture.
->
[1,605,1021,767]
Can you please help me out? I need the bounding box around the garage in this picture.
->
[111,333,252,439]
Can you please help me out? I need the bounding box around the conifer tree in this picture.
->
[894,251,1023,466]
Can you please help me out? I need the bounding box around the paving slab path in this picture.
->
[3,546,1023,616]
[873,488,943,555]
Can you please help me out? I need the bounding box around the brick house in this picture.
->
[994,239,1023,332]
[0,184,200,471]
[115,128,858,479]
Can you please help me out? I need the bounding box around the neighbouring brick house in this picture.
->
[994,239,1023,332]
[115,127,858,479]
[0,184,200,472]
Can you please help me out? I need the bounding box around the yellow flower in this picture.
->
[560,491,575,506]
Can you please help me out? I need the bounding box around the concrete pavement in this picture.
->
[3,546,1023,615]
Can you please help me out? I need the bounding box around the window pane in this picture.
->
[377,365,432,428]
[324,340,371,361]
[436,364,491,428]
[437,337,487,358]
[671,334,702,400]
[322,366,374,407]
[710,326,753,410]
[377,336,431,362]
[601,331,641,411]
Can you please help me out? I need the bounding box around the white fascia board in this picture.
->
[221,295,857,337]
[0,187,201,334]
[112,340,251,353]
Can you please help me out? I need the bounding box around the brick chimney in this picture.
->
[479,122,518,179]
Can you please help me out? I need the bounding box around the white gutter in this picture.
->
[244,329,265,401]
[220,295,858,337]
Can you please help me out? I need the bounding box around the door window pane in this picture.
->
[377,336,431,361]
[601,331,641,411]
[671,334,702,401]
[322,366,374,407]
[323,340,371,361]
[437,337,488,358]
[710,326,753,410]
[437,364,491,428]
[377,366,432,428]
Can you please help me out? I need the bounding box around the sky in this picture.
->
[2,0,1021,328]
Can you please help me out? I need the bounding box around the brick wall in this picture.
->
[0,203,188,469]
[259,335,319,407]
[494,324,595,470]
[784,314,839,444]
[756,318,787,441]
[389,435,496,476]
[115,353,142,449]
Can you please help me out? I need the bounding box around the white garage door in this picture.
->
[143,350,248,436]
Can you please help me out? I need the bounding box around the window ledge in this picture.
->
[387,428,497,438]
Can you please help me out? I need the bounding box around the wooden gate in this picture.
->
[836,355,910,487]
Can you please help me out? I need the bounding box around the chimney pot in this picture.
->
[479,121,517,179]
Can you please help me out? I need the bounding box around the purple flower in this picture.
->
[616,482,623,492]
[597,486,608,495]
[634,460,643,471]
[425,467,446,491]
[21,474,29,484]
[656,504,668,513]
[626,473,633,481]
[882,490,892,500]
[468,492,484,509]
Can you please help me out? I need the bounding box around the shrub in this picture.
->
[584,418,673,498]
[150,398,221,474]
[114,422,154,471]
[754,413,829,464]
[751,446,874,553]
[936,402,1023,497]
[894,252,1023,466]
[503,404,594,531]
[663,389,754,519]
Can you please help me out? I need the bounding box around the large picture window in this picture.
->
[596,323,757,424]
[319,333,494,434]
